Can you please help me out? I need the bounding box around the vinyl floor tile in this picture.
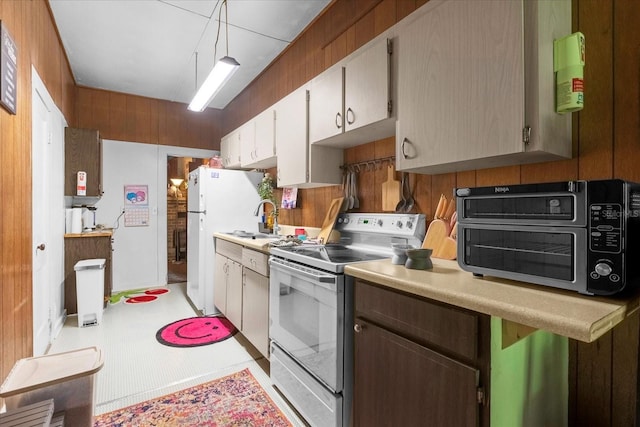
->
[47,282,306,425]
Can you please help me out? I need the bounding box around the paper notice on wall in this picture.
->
[77,171,87,196]
[281,187,298,209]
[124,184,149,227]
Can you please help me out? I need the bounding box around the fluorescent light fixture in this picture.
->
[170,178,184,187]
[188,56,240,112]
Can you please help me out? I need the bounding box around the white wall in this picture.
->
[96,140,214,292]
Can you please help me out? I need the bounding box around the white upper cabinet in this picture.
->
[275,85,343,188]
[396,0,571,174]
[310,37,393,148]
[309,66,344,144]
[241,109,276,169]
[344,38,392,134]
[220,128,241,169]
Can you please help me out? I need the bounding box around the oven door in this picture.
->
[269,256,344,392]
[457,188,586,227]
[458,223,588,293]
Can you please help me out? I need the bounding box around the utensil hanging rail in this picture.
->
[340,156,395,173]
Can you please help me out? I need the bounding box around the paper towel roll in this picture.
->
[65,209,73,233]
[71,208,83,234]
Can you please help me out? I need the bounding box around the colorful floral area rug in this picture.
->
[93,368,293,427]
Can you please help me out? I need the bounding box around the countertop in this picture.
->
[215,231,640,343]
[214,232,275,253]
[345,258,640,343]
[64,230,113,238]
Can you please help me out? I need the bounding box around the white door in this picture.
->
[32,88,52,356]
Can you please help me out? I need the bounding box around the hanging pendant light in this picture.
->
[188,0,239,112]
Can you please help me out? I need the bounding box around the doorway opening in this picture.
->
[167,156,206,284]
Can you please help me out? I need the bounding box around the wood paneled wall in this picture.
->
[0,0,76,383]
[75,87,222,150]
[223,0,640,425]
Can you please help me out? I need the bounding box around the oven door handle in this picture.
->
[269,258,337,289]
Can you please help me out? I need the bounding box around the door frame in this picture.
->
[31,66,67,355]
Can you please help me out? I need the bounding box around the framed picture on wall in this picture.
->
[0,21,17,115]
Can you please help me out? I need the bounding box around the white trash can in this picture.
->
[74,258,106,327]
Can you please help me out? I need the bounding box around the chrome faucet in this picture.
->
[254,199,278,235]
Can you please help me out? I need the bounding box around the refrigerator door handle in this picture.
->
[188,210,206,214]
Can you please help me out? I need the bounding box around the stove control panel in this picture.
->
[336,213,426,239]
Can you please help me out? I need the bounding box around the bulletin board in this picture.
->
[124,185,149,227]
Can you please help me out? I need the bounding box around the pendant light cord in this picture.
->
[225,0,229,57]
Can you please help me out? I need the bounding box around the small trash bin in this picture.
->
[74,258,106,328]
[0,346,104,427]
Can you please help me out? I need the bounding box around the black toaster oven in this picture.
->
[456,180,640,295]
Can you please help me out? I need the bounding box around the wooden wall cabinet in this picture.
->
[274,86,343,188]
[353,280,490,427]
[395,0,571,174]
[64,127,103,197]
[64,235,113,315]
[310,37,393,148]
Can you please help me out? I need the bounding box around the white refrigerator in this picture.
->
[187,167,263,314]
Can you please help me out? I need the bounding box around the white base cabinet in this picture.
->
[241,248,270,359]
[242,268,269,358]
[214,252,243,327]
[214,239,271,359]
[395,0,571,174]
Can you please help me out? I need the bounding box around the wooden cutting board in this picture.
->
[381,165,400,211]
[317,197,344,244]
[435,222,458,260]
[422,194,457,259]
[422,219,448,251]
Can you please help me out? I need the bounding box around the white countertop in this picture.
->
[214,232,275,253]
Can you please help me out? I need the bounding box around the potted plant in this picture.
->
[257,173,278,228]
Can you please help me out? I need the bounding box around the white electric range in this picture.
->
[269,213,426,427]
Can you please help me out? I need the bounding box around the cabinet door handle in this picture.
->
[354,323,364,333]
[36,243,46,251]
[401,137,415,159]
[335,112,342,129]
[346,107,355,125]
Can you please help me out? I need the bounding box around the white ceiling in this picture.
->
[49,0,331,109]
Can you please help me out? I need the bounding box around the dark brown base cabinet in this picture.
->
[64,235,113,314]
[353,280,491,427]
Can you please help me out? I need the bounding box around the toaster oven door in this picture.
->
[457,191,586,227]
[457,224,588,293]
